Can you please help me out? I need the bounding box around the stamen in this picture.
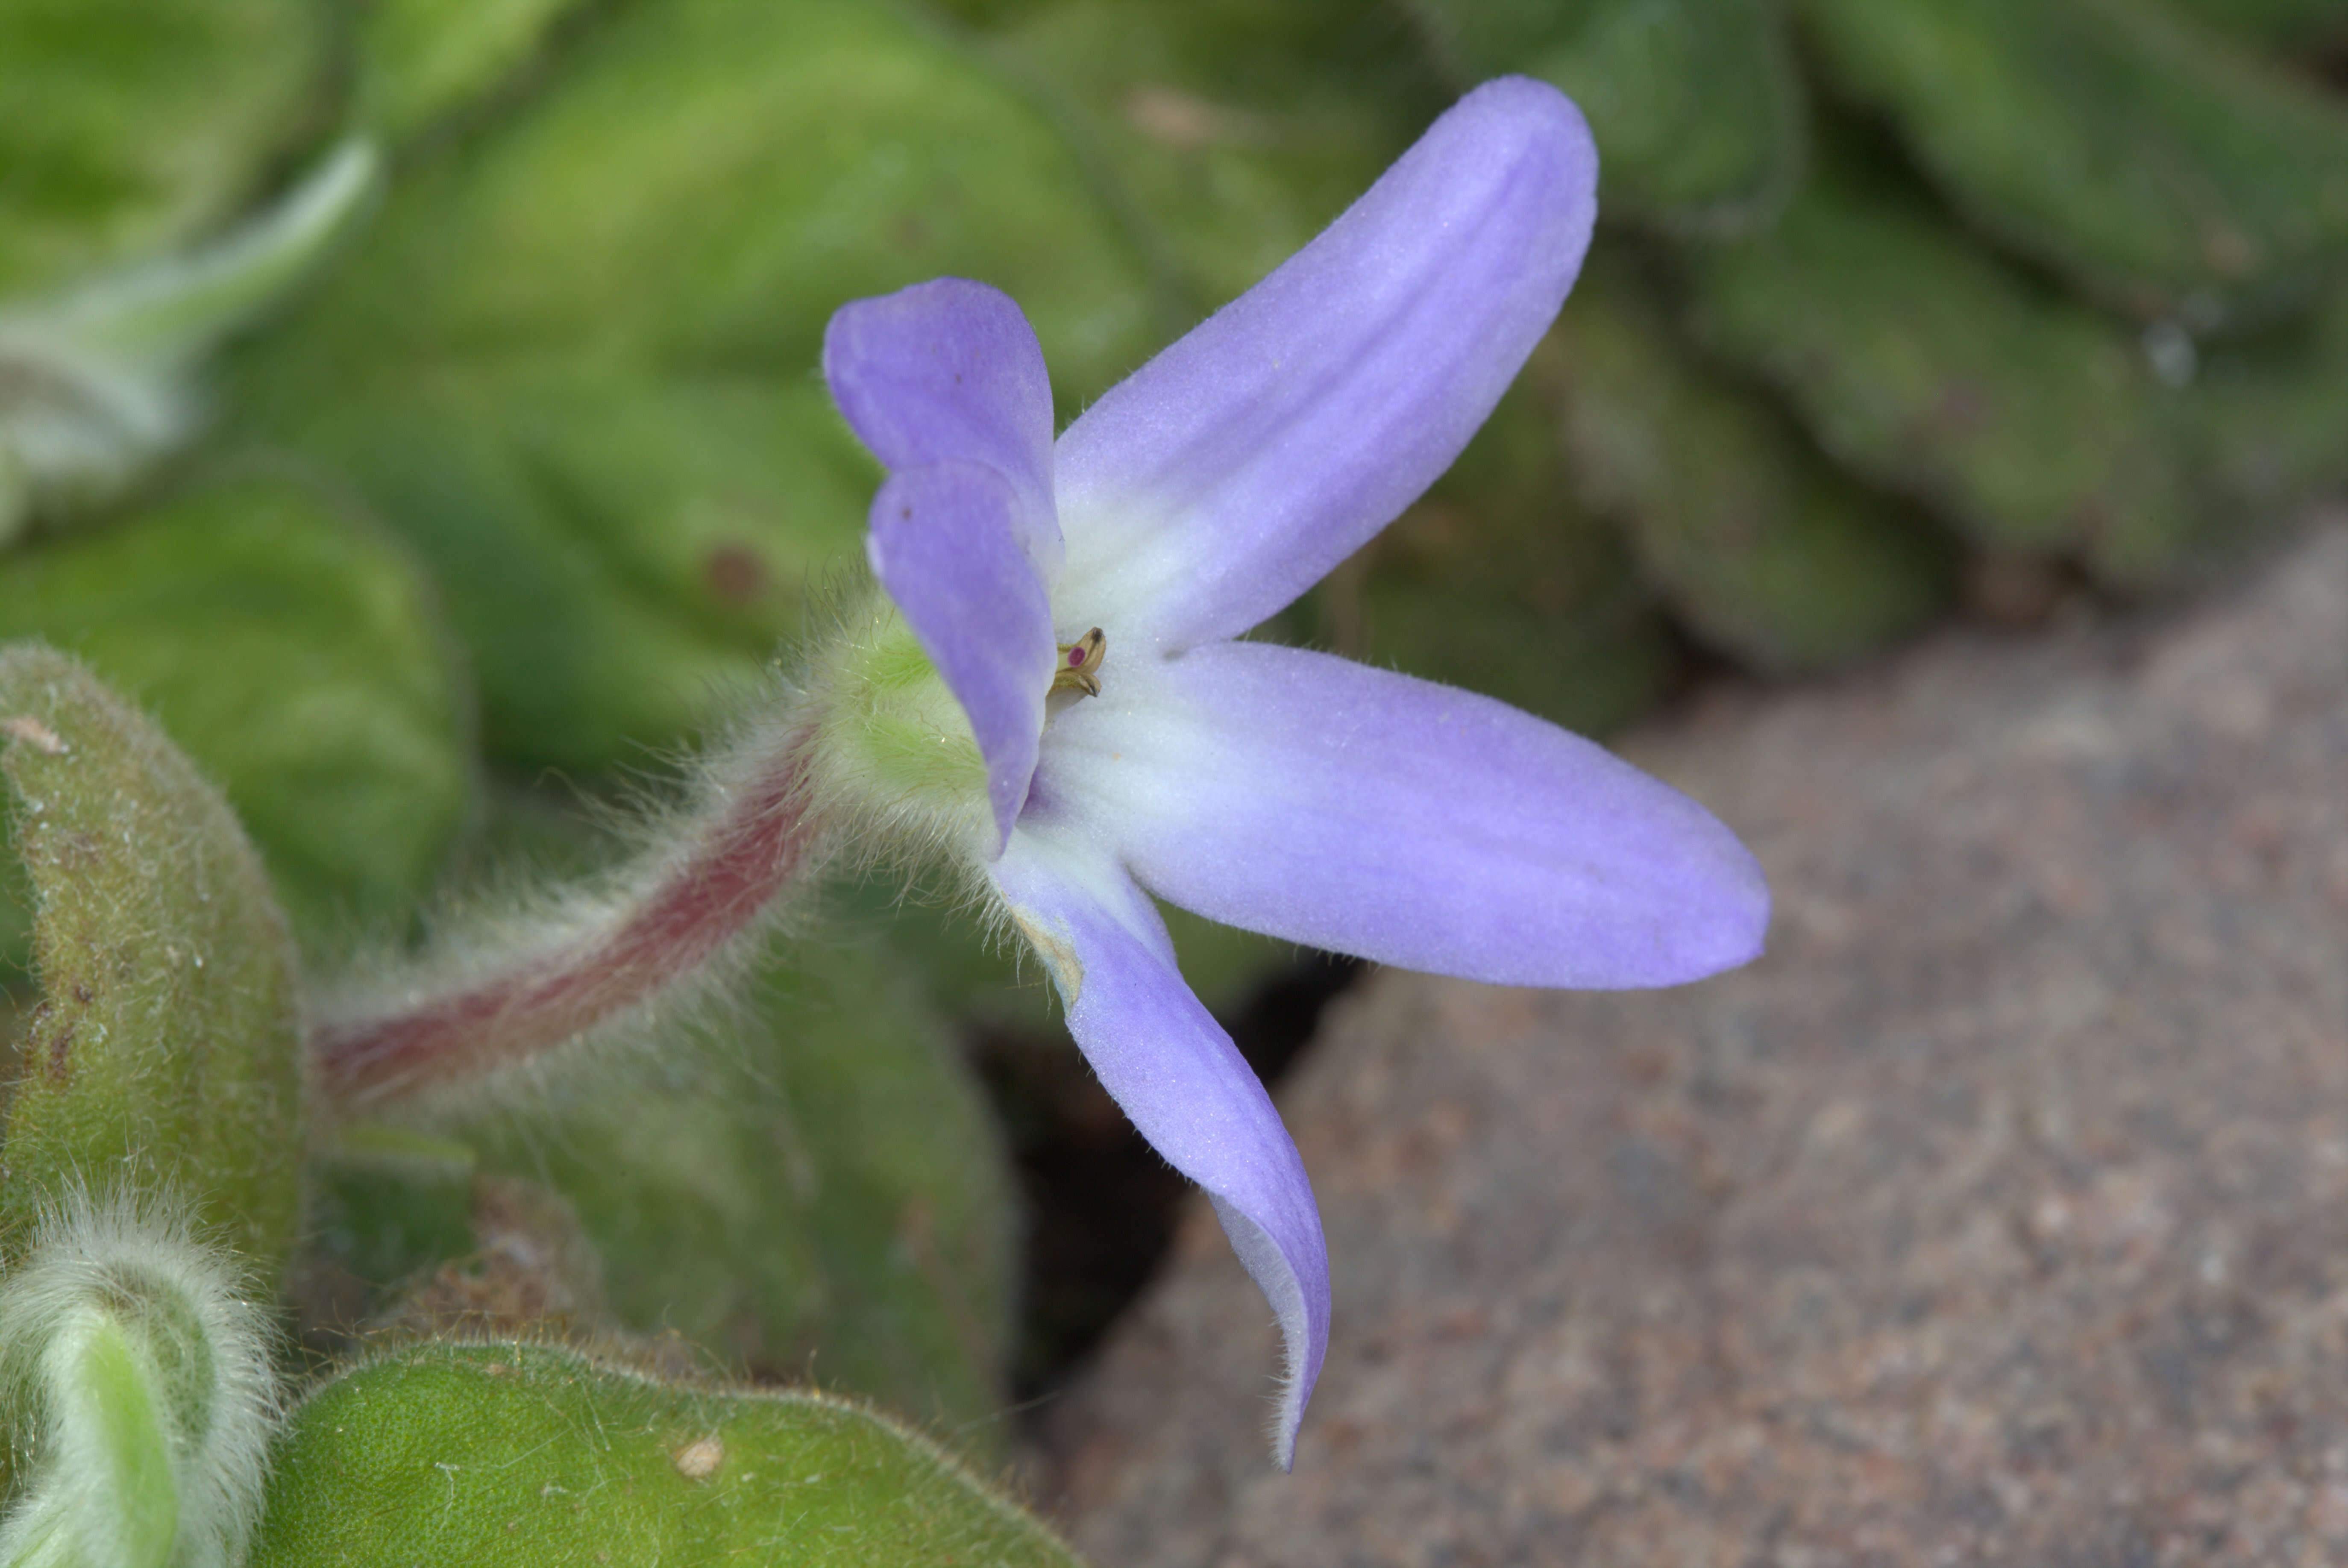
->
[1052,628,1107,698]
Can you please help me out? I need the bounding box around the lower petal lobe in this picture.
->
[990,827,1329,1468]
[1049,642,1770,987]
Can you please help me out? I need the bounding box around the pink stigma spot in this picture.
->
[1051,628,1107,699]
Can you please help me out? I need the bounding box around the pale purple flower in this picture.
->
[822,78,1768,1467]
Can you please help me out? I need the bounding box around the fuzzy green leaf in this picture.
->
[66,1321,178,1566]
[0,1199,279,1568]
[0,646,303,1279]
[250,1342,1085,1566]
[4,1316,179,1568]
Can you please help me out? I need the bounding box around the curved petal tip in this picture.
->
[1680,834,1772,978]
[1210,1194,1325,1470]
[991,832,1331,1466]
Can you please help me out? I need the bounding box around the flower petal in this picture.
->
[1052,77,1598,650]
[866,461,1055,849]
[990,826,1330,1469]
[1030,642,1769,986]
[825,278,1061,579]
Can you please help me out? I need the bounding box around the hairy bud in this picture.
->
[0,1193,278,1568]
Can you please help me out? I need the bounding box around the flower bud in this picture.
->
[804,594,993,860]
[0,1193,277,1568]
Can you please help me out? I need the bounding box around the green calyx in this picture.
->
[0,1196,278,1568]
[806,597,992,857]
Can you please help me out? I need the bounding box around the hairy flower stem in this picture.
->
[312,722,826,1106]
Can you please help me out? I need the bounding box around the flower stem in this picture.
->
[311,722,826,1106]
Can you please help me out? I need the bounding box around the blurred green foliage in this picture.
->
[237,0,1169,772]
[355,0,593,138]
[0,0,328,297]
[0,473,470,949]
[1555,258,1958,670]
[5,0,2348,1548]
[2198,286,2348,517]
[2165,0,2348,49]
[15,0,2348,940]
[972,0,1432,308]
[1684,138,2197,580]
[1795,0,2348,329]
[1411,0,1805,233]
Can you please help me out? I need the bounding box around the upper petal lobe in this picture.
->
[1052,77,1599,649]
[825,278,1062,579]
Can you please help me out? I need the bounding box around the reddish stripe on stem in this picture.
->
[314,733,822,1103]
